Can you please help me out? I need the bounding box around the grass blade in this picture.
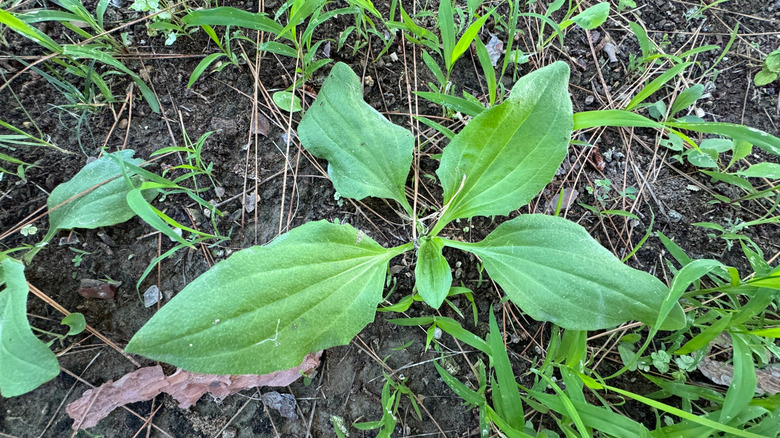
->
[626,62,691,110]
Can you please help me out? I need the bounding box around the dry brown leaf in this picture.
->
[698,357,780,395]
[66,351,321,430]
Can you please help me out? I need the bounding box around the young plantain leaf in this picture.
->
[434,62,572,234]
[40,150,151,247]
[0,257,60,397]
[126,220,408,375]
[415,237,452,308]
[444,215,686,331]
[298,63,414,214]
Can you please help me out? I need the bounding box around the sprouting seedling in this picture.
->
[754,46,780,87]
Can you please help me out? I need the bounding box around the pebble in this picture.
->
[78,279,117,299]
[143,285,161,307]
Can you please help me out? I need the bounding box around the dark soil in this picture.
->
[1,0,778,437]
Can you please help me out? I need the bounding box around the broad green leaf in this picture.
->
[737,162,780,179]
[434,62,572,233]
[126,220,408,374]
[43,150,148,244]
[444,215,685,330]
[414,237,451,308]
[671,84,705,116]
[0,258,60,397]
[182,7,286,38]
[298,63,414,212]
[567,2,609,30]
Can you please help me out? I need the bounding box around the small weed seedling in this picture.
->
[126,62,687,376]
[754,46,780,87]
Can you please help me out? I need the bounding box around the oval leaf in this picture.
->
[272,91,302,113]
[298,63,414,212]
[569,2,610,30]
[444,215,685,331]
[46,150,146,240]
[126,220,405,375]
[435,61,572,231]
[0,258,60,397]
[415,237,452,308]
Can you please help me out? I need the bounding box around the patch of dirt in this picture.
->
[1,0,778,436]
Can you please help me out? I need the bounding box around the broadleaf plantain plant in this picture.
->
[126,62,686,375]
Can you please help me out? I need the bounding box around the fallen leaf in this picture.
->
[252,111,270,137]
[560,187,579,211]
[698,357,780,395]
[66,352,321,429]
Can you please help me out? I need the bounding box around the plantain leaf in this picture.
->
[567,2,610,30]
[434,61,572,234]
[44,150,147,242]
[444,214,686,330]
[298,63,414,213]
[414,237,452,308]
[126,220,407,374]
[0,257,60,397]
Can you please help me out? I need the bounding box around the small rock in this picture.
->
[59,234,80,246]
[143,285,161,307]
[243,192,256,213]
[260,392,297,419]
[78,279,117,299]
[603,42,618,62]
